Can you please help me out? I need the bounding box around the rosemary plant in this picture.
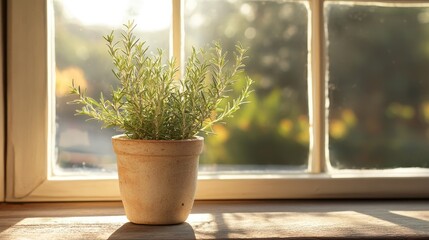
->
[70,21,253,140]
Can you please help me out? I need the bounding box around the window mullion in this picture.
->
[308,0,326,174]
[171,0,183,79]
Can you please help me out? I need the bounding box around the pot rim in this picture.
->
[112,134,204,143]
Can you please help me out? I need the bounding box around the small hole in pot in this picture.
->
[181,203,184,206]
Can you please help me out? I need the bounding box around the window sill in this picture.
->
[0,200,428,239]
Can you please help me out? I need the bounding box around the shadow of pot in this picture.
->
[108,222,196,240]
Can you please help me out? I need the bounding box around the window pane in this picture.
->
[185,0,309,171]
[53,0,171,175]
[326,3,429,169]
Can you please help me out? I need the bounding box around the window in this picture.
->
[6,0,429,202]
[326,2,429,170]
[54,0,309,175]
[54,0,171,176]
[184,0,310,171]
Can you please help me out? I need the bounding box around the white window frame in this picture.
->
[5,0,429,202]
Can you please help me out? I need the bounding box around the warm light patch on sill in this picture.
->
[13,216,128,225]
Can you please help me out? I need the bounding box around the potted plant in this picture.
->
[70,21,253,225]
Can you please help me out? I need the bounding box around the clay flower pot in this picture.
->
[112,135,204,225]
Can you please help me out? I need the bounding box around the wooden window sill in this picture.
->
[0,200,428,239]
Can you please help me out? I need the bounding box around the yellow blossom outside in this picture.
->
[330,119,347,139]
[56,67,88,97]
[341,109,356,127]
[213,124,230,143]
[278,119,293,137]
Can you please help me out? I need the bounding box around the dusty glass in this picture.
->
[53,0,310,175]
[185,0,310,172]
[326,3,429,169]
[53,0,171,175]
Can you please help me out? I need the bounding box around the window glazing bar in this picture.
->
[308,0,326,174]
[171,0,183,79]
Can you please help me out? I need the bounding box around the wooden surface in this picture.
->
[0,200,428,239]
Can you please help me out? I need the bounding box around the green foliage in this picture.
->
[70,21,253,140]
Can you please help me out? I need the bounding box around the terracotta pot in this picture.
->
[112,135,204,225]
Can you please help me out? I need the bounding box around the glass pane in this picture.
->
[326,3,429,169]
[53,0,171,175]
[185,0,309,172]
